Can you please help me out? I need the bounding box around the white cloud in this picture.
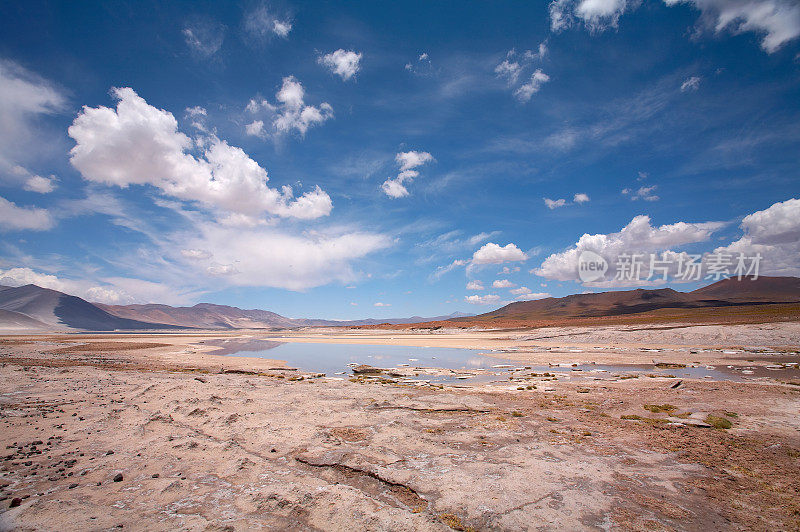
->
[681,76,702,92]
[273,20,292,37]
[182,21,225,57]
[243,5,292,40]
[466,280,484,290]
[665,0,800,53]
[465,294,502,305]
[514,69,550,102]
[495,59,522,85]
[10,166,57,193]
[510,286,552,300]
[180,249,212,260]
[622,185,660,201]
[472,243,528,265]
[169,219,391,291]
[0,196,54,231]
[495,47,549,101]
[68,87,332,220]
[535,214,724,282]
[573,193,590,203]
[24,174,56,193]
[246,76,333,137]
[405,53,433,75]
[431,259,469,280]
[493,279,516,288]
[381,150,434,198]
[245,120,264,136]
[0,59,65,172]
[544,197,567,209]
[549,0,631,32]
[552,0,800,52]
[318,50,362,80]
[0,267,186,305]
[373,302,391,307]
[714,198,800,275]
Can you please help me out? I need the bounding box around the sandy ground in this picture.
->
[0,323,799,530]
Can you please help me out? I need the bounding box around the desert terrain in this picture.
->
[0,323,799,531]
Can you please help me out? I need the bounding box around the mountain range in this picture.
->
[0,277,798,332]
[438,276,800,328]
[0,283,472,331]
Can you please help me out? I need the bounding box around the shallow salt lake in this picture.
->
[205,338,800,384]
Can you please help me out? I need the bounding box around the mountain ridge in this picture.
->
[0,277,798,331]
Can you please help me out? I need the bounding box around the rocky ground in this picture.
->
[0,329,799,531]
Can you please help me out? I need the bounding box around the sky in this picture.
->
[0,0,799,320]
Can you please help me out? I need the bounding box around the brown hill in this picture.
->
[364,276,800,330]
[454,276,800,324]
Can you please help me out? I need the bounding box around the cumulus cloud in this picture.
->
[573,193,590,203]
[493,279,516,288]
[243,4,292,40]
[552,0,800,52]
[510,286,552,300]
[665,0,800,53]
[318,50,362,80]
[545,198,567,209]
[381,150,434,198]
[465,294,502,305]
[245,76,333,137]
[714,198,800,275]
[549,0,631,32]
[545,194,589,209]
[535,214,724,283]
[9,166,57,193]
[472,243,528,265]
[0,196,54,231]
[68,87,332,221]
[514,69,550,102]
[681,76,702,92]
[494,46,547,88]
[466,280,485,290]
[623,185,659,201]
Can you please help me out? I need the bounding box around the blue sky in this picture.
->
[0,0,799,319]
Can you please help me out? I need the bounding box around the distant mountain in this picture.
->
[94,302,300,329]
[445,276,800,326]
[98,302,475,329]
[0,284,177,331]
[6,277,794,332]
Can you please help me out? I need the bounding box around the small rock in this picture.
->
[151,473,159,478]
[69,483,78,489]
[113,473,123,482]
[9,497,21,508]
[106,450,114,456]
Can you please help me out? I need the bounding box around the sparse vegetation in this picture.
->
[705,415,732,429]
[643,404,677,414]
